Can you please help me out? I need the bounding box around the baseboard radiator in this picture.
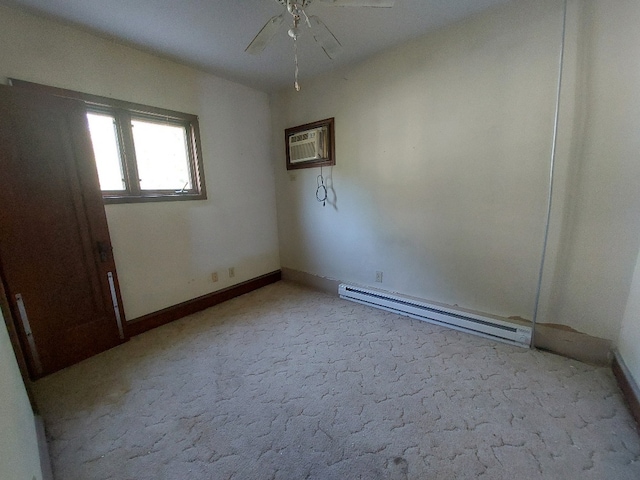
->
[338,284,532,347]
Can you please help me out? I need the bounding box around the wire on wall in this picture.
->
[530,0,568,346]
[316,166,327,207]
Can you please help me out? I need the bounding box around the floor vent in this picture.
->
[339,284,531,347]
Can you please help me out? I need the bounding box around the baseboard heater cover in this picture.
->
[339,284,532,347]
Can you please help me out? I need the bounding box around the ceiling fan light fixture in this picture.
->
[287,1,304,16]
[247,0,394,90]
[288,26,301,39]
[288,13,302,39]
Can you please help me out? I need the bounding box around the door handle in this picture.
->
[97,241,112,262]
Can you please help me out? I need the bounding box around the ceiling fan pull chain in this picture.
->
[294,36,301,91]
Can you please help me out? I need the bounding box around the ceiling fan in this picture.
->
[246,0,395,91]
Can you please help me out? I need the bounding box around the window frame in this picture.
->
[9,79,207,204]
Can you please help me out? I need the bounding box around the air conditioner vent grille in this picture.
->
[289,127,325,163]
[291,142,319,162]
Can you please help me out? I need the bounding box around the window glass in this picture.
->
[87,112,125,191]
[131,119,192,191]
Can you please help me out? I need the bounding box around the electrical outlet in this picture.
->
[211,272,218,282]
[228,267,235,278]
[376,271,383,283]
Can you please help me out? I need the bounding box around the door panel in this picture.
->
[0,85,125,378]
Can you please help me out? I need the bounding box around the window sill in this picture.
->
[103,193,207,204]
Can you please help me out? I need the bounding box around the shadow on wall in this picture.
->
[322,166,338,211]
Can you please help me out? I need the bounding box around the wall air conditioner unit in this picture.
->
[288,127,326,164]
[339,284,532,347]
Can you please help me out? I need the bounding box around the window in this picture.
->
[86,106,205,203]
[9,79,206,204]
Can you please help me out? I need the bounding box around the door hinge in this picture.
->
[15,294,43,375]
[107,272,125,340]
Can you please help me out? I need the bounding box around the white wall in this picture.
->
[540,0,640,341]
[0,312,43,480]
[0,5,281,319]
[272,0,640,343]
[273,0,564,324]
[620,251,640,385]
[605,0,640,390]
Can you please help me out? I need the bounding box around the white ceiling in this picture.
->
[2,0,514,93]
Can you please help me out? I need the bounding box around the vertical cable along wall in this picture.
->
[530,0,569,345]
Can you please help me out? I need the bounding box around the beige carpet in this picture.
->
[34,282,640,479]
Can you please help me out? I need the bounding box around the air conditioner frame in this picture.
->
[285,117,335,171]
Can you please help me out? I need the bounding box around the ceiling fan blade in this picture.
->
[309,16,343,60]
[245,14,285,55]
[319,0,395,7]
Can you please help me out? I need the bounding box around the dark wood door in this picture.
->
[0,85,125,379]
